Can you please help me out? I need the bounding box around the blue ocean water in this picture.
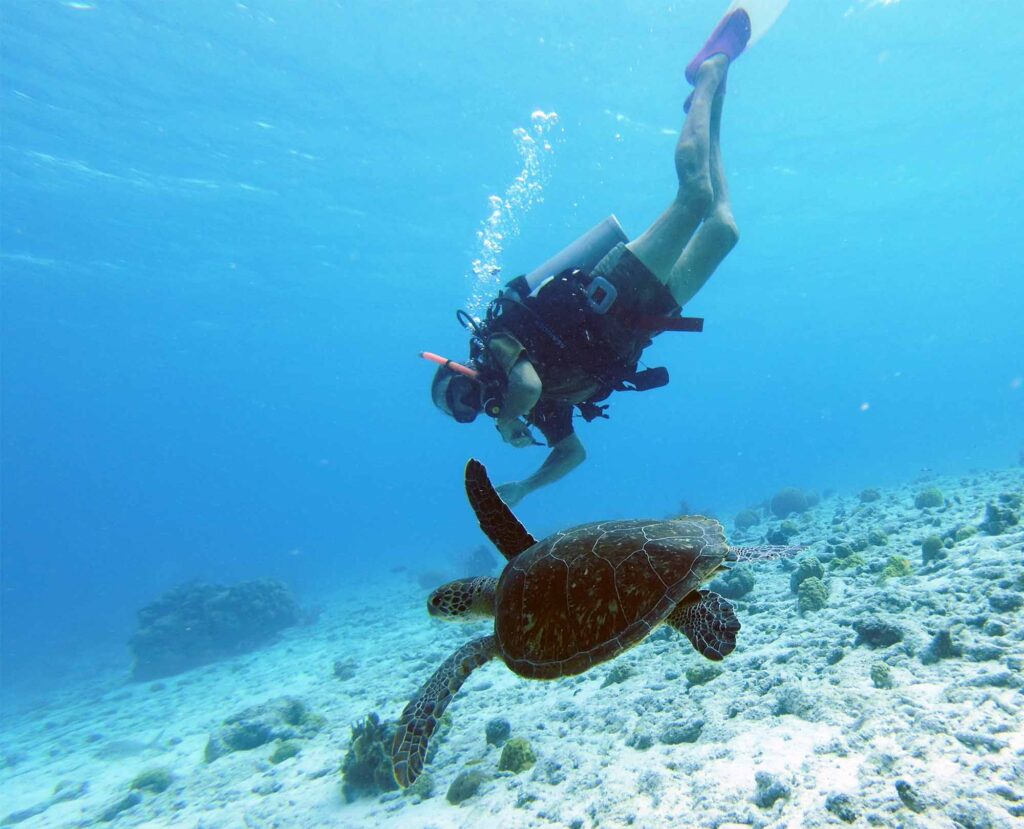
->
[1,0,1021,696]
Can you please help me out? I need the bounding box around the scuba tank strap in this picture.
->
[576,401,610,422]
[503,275,531,300]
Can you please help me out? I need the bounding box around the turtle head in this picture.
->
[427,577,497,620]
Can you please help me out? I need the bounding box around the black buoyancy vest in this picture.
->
[481,270,663,407]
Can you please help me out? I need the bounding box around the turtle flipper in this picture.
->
[465,459,536,560]
[728,544,806,563]
[392,635,498,788]
[667,590,740,661]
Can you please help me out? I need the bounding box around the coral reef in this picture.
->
[770,488,809,519]
[878,555,912,582]
[953,524,978,542]
[895,779,928,813]
[825,793,858,823]
[485,718,511,747]
[333,658,357,680]
[340,713,398,802]
[129,579,301,680]
[269,740,300,764]
[920,629,962,664]
[498,737,536,773]
[685,663,722,686]
[659,718,704,744]
[766,519,800,545]
[709,566,755,599]
[205,697,323,762]
[797,577,829,613]
[601,663,635,687]
[447,768,487,804]
[858,488,881,503]
[828,552,866,572]
[97,792,142,823]
[921,534,946,564]
[979,499,1020,535]
[870,662,894,689]
[753,771,790,808]
[734,508,761,531]
[913,487,944,509]
[789,556,824,593]
[853,617,904,649]
[129,767,173,793]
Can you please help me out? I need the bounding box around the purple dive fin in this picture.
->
[685,8,752,85]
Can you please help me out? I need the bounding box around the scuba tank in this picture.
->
[523,215,628,295]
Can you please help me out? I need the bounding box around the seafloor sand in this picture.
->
[2,467,1021,829]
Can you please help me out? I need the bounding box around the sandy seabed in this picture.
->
[2,467,1022,829]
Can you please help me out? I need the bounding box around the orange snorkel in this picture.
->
[420,351,480,380]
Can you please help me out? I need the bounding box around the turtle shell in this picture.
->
[494,516,728,679]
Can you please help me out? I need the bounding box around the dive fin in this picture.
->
[685,7,752,85]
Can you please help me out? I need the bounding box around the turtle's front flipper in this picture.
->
[666,590,740,661]
[392,635,498,787]
[465,459,536,560]
[728,544,806,563]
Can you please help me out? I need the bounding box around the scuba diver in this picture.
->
[428,9,757,507]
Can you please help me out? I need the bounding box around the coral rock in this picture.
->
[790,556,825,593]
[921,535,946,565]
[447,769,487,804]
[129,579,301,681]
[853,617,904,649]
[734,509,761,531]
[498,737,537,773]
[341,713,398,802]
[770,488,809,519]
[798,577,829,613]
[913,488,944,509]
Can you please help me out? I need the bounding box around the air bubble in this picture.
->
[466,111,564,315]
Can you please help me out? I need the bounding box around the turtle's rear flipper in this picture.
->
[392,635,498,788]
[727,544,806,563]
[667,590,740,661]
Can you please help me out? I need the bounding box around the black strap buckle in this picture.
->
[619,366,669,392]
[576,401,610,422]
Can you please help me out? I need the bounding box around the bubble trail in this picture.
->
[466,111,562,318]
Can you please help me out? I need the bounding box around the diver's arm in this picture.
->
[495,357,542,447]
[500,357,541,419]
[496,433,586,506]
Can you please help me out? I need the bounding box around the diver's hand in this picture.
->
[496,417,534,448]
[496,481,529,508]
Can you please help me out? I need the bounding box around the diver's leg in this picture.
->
[625,55,729,283]
[666,72,739,307]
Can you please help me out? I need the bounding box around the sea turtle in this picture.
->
[391,460,803,787]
